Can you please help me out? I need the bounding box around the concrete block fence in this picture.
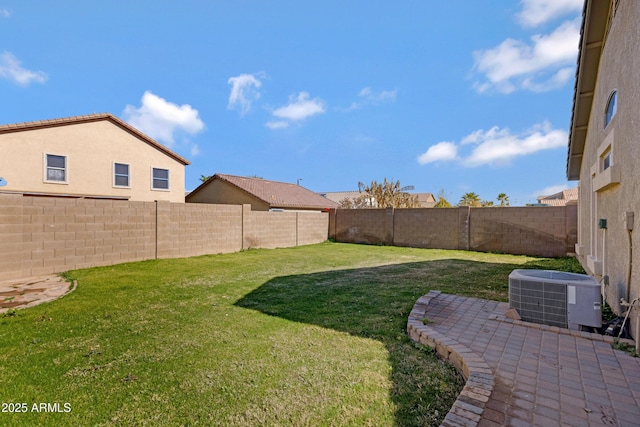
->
[0,193,329,280]
[329,205,577,258]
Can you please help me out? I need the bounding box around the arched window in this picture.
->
[605,90,617,128]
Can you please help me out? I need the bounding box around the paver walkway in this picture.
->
[0,275,73,313]
[408,291,640,427]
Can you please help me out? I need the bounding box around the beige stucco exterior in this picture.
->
[0,115,189,203]
[187,178,272,211]
[568,1,640,332]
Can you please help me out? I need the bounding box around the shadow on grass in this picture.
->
[235,255,585,426]
[234,258,543,426]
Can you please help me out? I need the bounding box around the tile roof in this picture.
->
[537,187,579,206]
[0,113,190,165]
[320,191,367,204]
[197,174,339,210]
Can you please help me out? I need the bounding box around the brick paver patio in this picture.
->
[407,291,640,426]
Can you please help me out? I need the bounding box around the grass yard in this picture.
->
[0,242,583,426]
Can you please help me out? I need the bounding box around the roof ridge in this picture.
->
[0,113,190,165]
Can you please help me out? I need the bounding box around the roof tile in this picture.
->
[213,174,339,209]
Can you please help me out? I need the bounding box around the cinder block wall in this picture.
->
[297,211,331,246]
[331,205,577,258]
[469,206,575,257]
[394,208,460,250]
[0,194,329,280]
[157,202,243,259]
[243,209,297,249]
[333,208,391,245]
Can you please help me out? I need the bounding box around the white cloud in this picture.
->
[273,92,325,120]
[346,87,397,111]
[0,52,48,86]
[533,183,570,198]
[417,141,458,165]
[472,19,580,93]
[0,8,11,18]
[418,121,567,167]
[517,0,583,28]
[265,120,289,129]
[227,73,264,116]
[123,91,205,146]
[463,122,567,166]
[267,91,325,129]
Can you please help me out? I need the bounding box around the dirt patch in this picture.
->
[0,275,75,312]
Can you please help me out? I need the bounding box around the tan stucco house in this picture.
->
[186,173,339,212]
[567,1,640,334]
[0,113,190,203]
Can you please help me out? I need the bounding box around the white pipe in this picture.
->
[618,298,640,339]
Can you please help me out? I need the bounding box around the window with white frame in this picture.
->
[152,168,169,190]
[114,163,130,187]
[45,154,67,183]
[605,90,617,128]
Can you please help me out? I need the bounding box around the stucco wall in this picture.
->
[574,0,640,325]
[0,194,329,280]
[0,121,186,203]
[330,206,577,258]
[186,179,270,211]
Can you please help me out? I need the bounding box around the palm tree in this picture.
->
[458,192,482,207]
[497,193,510,207]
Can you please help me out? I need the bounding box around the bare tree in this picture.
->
[339,195,371,209]
[357,178,420,208]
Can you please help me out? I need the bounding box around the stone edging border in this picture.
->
[406,290,493,427]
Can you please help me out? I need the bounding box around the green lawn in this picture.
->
[0,242,583,426]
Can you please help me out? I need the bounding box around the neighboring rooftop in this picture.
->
[537,188,579,206]
[0,113,191,165]
[188,173,339,210]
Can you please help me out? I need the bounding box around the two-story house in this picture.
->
[0,113,190,203]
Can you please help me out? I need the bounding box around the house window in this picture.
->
[45,154,67,183]
[602,150,612,171]
[152,168,169,190]
[605,90,617,128]
[114,163,130,187]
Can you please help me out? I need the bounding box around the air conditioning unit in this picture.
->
[509,269,601,330]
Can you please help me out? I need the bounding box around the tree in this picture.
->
[497,193,510,207]
[434,189,452,208]
[357,178,420,208]
[458,192,482,207]
[339,195,371,209]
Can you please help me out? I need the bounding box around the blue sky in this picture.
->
[1,0,583,205]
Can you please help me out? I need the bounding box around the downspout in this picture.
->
[155,200,159,259]
[603,226,606,300]
[626,228,633,303]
